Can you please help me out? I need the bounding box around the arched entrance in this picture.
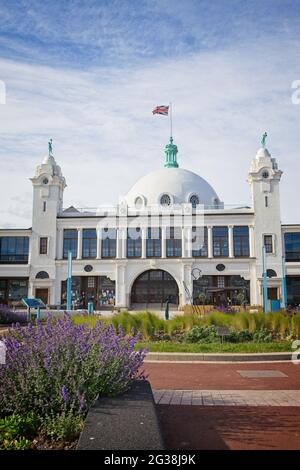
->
[130,269,179,307]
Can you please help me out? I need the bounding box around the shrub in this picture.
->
[184,325,219,343]
[253,328,274,342]
[226,329,253,343]
[0,412,39,450]
[0,305,27,325]
[40,411,84,442]
[0,316,147,417]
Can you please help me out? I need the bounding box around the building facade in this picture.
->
[1,137,300,310]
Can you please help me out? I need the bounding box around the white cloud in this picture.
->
[0,33,299,227]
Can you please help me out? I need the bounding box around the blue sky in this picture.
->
[0,0,300,226]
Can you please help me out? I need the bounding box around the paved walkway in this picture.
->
[154,389,300,406]
[157,406,300,450]
[148,361,300,449]
[145,361,300,389]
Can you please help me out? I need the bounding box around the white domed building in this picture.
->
[0,135,300,311]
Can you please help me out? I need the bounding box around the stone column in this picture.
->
[181,227,186,258]
[228,225,234,258]
[117,229,126,259]
[77,228,82,260]
[116,229,122,259]
[182,227,192,258]
[96,228,102,259]
[187,227,193,258]
[57,228,63,260]
[141,227,147,259]
[115,263,127,308]
[207,225,213,258]
[161,227,166,258]
[122,229,127,259]
[249,225,255,258]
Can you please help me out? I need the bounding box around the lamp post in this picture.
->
[192,268,202,315]
[66,250,72,311]
[281,256,287,310]
[262,245,268,313]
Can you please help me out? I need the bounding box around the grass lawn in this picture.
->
[135,341,293,353]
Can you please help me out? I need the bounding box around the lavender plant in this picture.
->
[0,305,27,325]
[0,316,147,417]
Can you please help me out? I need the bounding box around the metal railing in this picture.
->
[60,203,252,216]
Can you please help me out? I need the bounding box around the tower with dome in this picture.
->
[0,134,299,311]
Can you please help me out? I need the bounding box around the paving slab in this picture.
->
[153,389,300,407]
[237,370,288,378]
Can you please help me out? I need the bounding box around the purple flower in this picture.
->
[61,385,69,405]
[0,316,147,417]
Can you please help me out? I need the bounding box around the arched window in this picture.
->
[134,196,144,209]
[189,194,199,208]
[160,194,171,206]
[35,271,49,279]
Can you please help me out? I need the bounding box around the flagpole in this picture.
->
[169,102,172,138]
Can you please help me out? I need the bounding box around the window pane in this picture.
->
[83,229,96,238]
[192,227,207,257]
[264,235,273,253]
[233,226,249,257]
[0,237,29,263]
[146,228,161,257]
[285,233,300,261]
[63,230,78,258]
[213,226,228,257]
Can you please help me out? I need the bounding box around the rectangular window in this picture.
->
[166,227,182,258]
[286,276,300,305]
[192,227,208,257]
[82,229,97,258]
[264,234,273,254]
[146,227,161,257]
[213,226,228,257]
[284,233,300,262]
[0,278,28,305]
[127,228,141,258]
[233,226,249,257]
[101,228,116,258]
[39,237,48,255]
[0,237,29,263]
[43,201,47,212]
[63,229,78,259]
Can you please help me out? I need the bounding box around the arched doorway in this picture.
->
[130,269,179,307]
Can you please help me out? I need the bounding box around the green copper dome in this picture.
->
[164,137,178,168]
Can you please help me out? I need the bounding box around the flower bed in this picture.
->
[73,310,300,344]
[0,316,147,450]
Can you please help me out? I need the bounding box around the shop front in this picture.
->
[193,275,250,306]
[0,278,29,306]
[61,275,115,310]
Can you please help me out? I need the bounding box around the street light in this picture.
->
[262,245,268,313]
[66,250,72,311]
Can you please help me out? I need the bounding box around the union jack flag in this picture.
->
[152,105,169,115]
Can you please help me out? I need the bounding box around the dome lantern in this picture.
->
[164,137,179,168]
